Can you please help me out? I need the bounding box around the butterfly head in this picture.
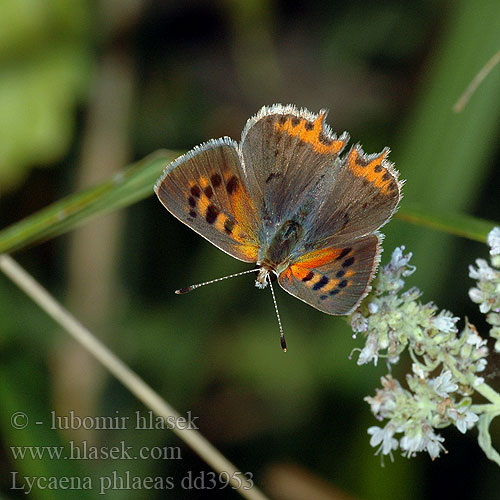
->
[255,265,279,289]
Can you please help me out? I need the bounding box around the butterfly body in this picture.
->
[155,104,402,316]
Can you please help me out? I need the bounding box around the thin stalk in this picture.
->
[0,254,269,500]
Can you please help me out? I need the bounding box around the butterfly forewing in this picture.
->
[240,105,349,240]
[278,234,380,314]
[308,146,401,248]
[155,138,260,262]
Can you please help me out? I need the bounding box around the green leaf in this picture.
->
[477,411,500,467]
[397,204,498,243]
[0,150,177,254]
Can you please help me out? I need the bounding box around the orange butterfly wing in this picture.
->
[278,235,380,314]
[155,138,260,262]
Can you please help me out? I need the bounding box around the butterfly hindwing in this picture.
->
[278,234,380,314]
[155,138,260,262]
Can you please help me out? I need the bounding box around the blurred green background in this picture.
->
[1,0,500,499]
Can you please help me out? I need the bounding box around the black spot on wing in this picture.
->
[313,276,329,290]
[319,133,333,146]
[336,247,352,260]
[211,173,222,187]
[206,204,219,224]
[355,156,369,167]
[224,218,235,234]
[226,176,239,194]
[302,271,314,282]
[342,257,355,268]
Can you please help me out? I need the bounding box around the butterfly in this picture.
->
[155,104,402,350]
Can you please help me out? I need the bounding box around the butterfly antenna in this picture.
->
[175,268,260,294]
[267,273,287,352]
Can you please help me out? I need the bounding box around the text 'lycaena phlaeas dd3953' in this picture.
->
[155,104,402,351]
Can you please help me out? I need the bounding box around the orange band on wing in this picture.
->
[274,114,345,155]
[236,243,259,261]
[347,149,394,194]
[284,265,341,291]
[294,247,343,268]
[185,171,259,262]
[219,172,259,260]
[282,248,344,283]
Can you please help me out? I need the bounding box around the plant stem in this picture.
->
[0,254,269,500]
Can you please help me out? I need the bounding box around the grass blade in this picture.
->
[397,205,498,244]
[0,150,177,254]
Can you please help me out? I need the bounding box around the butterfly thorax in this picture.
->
[256,220,303,288]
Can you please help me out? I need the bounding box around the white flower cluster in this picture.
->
[469,227,500,351]
[364,325,485,460]
[349,231,500,461]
